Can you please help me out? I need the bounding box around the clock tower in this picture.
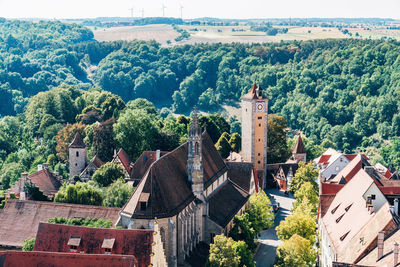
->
[241,83,268,189]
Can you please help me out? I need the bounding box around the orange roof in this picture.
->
[0,251,138,267]
[328,154,369,184]
[321,183,344,195]
[34,223,153,267]
[318,154,331,165]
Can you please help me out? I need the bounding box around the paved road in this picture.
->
[254,188,295,267]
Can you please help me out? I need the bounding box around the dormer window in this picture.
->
[345,204,353,212]
[336,213,345,223]
[139,193,150,212]
[68,236,81,252]
[331,204,340,214]
[102,238,115,255]
[340,231,350,241]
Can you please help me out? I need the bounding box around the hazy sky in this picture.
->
[0,0,399,20]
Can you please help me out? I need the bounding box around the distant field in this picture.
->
[92,24,400,45]
[93,24,179,44]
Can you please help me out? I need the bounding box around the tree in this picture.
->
[55,123,86,162]
[114,109,159,160]
[233,240,255,267]
[247,191,275,234]
[92,162,124,187]
[54,182,103,206]
[208,235,240,267]
[103,179,135,207]
[22,238,35,251]
[267,114,291,164]
[274,234,316,267]
[93,118,116,162]
[229,133,241,153]
[276,212,316,243]
[48,217,113,228]
[292,182,319,213]
[0,162,25,190]
[215,132,231,158]
[290,162,318,194]
[229,213,257,251]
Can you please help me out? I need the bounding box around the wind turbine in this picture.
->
[179,4,184,19]
[128,7,134,18]
[141,8,144,18]
[162,4,166,17]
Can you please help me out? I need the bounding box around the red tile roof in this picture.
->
[319,194,336,218]
[116,148,133,174]
[0,200,120,248]
[0,250,138,267]
[293,135,306,154]
[241,83,267,100]
[318,154,331,165]
[68,132,86,148]
[321,183,344,195]
[34,223,152,267]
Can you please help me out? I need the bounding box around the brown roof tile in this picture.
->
[115,148,133,174]
[208,180,249,227]
[293,135,306,154]
[34,223,152,267]
[130,151,168,186]
[68,133,86,148]
[241,83,267,100]
[0,250,138,267]
[0,200,120,248]
[226,162,253,193]
[122,131,227,219]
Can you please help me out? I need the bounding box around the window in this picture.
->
[340,231,350,241]
[259,123,261,127]
[258,116,262,119]
[195,142,199,155]
[258,161,261,164]
[258,139,261,142]
[76,151,79,157]
[345,204,353,212]
[331,204,340,214]
[336,213,345,223]
[371,194,376,200]
[140,201,147,211]
[258,153,261,156]
[104,248,112,254]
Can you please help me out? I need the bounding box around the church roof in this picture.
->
[0,199,120,248]
[34,223,153,267]
[241,83,266,100]
[293,135,306,154]
[68,132,86,148]
[0,251,138,267]
[208,180,249,227]
[121,132,227,219]
[226,162,253,193]
[130,151,169,186]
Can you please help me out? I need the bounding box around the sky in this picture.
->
[0,0,399,20]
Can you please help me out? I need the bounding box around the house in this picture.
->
[0,251,138,267]
[225,161,256,195]
[5,163,62,200]
[286,135,307,163]
[274,163,299,191]
[118,110,252,266]
[33,222,166,267]
[319,168,398,267]
[79,155,104,182]
[112,148,133,180]
[0,199,120,249]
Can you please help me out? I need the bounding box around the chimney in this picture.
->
[395,198,399,216]
[113,149,117,158]
[156,150,161,160]
[42,163,48,170]
[378,231,385,261]
[20,173,28,200]
[230,151,233,161]
[394,242,399,267]
[37,164,43,171]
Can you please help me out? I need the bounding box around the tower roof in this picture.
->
[189,107,201,136]
[69,133,86,149]
[241,83,266,100]
[293,135,306,154]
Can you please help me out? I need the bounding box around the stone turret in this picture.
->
[68,132,87,179]
[187,107,203,198]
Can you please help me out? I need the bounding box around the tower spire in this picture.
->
[187,107,203,197]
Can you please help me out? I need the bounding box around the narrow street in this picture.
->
[254,188,295,267]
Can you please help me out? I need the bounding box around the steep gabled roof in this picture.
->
[34,223,153,267]
[226,162,253,193]
[208,180,249,227]
[0,200,120,248]
[121,132,227,219]
[0,251,138,267]
[68,133,86,148]
[329,154,370,184]
[130,151,169,185]
[115,148,132,174]
[293,135,306,154]
[241,83,267,100]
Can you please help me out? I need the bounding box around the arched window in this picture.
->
[76,151,79,157]
[195,142,199,155]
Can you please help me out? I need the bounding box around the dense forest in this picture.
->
[1,18,400,180]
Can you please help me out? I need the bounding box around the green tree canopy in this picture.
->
[208,235,240,267]
[268,114,291,164]
[22,238,35,251]
[290,162,318,193]
[274,234,316,267]
[247,191,275,234]
[54,182,103,206]
[103,179,135,208]
[276,212,316,243]
[92,162,124,187]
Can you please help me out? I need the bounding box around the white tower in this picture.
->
[69,133,87,179]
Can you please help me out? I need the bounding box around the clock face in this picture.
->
[256,102,265,112]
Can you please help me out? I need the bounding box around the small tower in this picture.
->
[292,135,307,162]
[69,132,87,179]
[187,108,203,198]
[241,83,268,189]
